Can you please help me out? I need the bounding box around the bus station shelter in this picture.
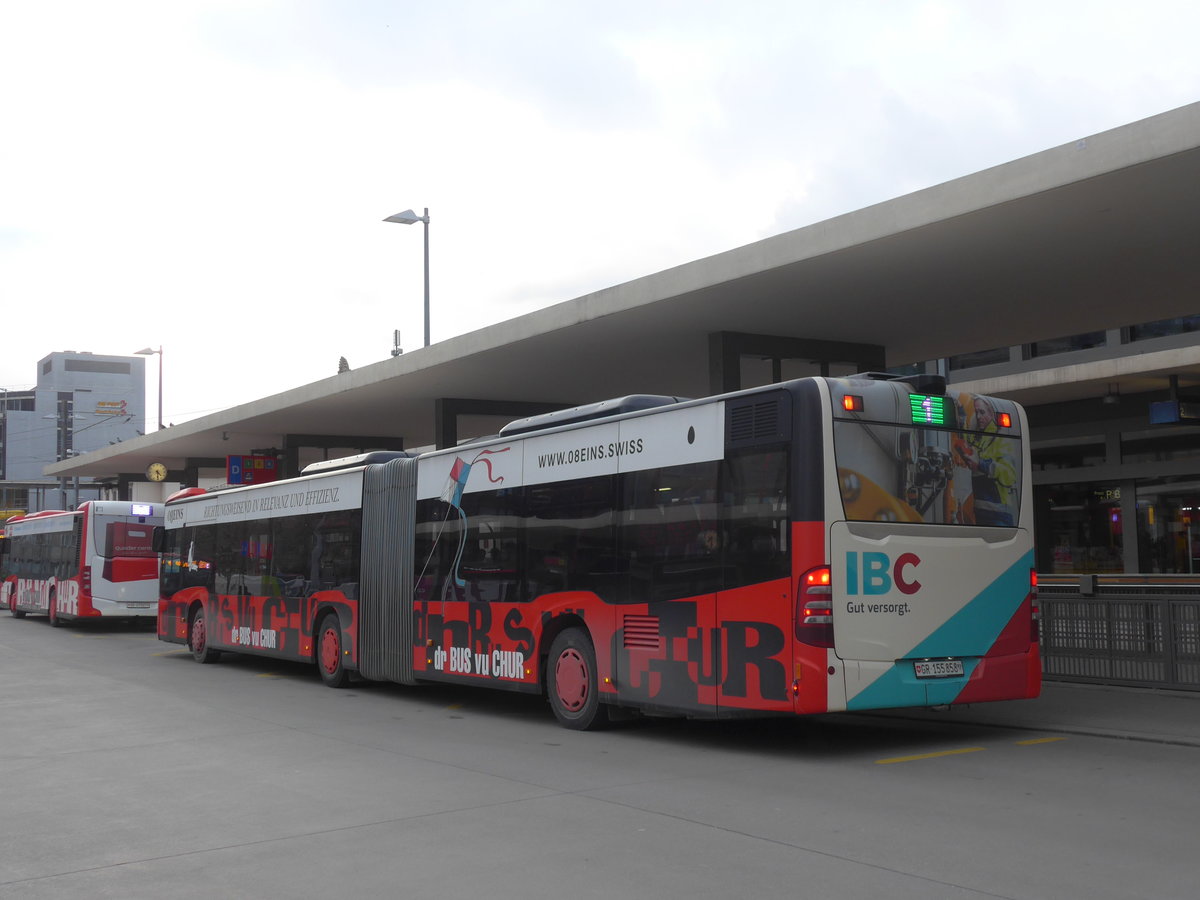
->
[47,102,1200,578]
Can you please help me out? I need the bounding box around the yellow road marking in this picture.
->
[1016,736,1066,745]
[876,747,985,764]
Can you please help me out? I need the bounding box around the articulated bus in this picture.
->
[157,373,1039,728]
[1,501,164,625]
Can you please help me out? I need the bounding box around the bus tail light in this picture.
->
[81,565,92,595]
[797,566,834,648]
[1030,569,1040,644]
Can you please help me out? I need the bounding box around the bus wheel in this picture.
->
[189,608,221,664]
[547,629,609,730]
[9,593,25,619]
[48,592,62,628]
[316,613,350,689]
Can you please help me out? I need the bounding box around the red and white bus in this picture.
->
[158,373,1039,728]
[1,501,163,625]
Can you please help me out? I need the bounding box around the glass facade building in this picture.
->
[1,351,146,513]
[936,316,1200,575]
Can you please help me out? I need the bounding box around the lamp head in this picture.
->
[384,209,428,225]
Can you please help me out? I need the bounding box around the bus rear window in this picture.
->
[833,413,1022,527]
[102,521,157,558]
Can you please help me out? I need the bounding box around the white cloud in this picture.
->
[2,0,1198,420]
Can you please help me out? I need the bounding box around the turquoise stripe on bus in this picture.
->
[845,550,1033,711]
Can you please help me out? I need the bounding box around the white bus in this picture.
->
[158,373,1039,728]
[2,501,163,625]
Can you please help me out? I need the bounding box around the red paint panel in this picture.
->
[954,594,1041,704]
[791,520,830,713]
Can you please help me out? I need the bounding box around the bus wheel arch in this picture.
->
[188,603,220,664]
[545,625,609,730]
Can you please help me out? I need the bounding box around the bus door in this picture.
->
[455,493,524,680]
[616,462,719,717]
[715,447,794,716]
[413,483,528,683]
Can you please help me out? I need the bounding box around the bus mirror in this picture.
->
[151,526,167,554]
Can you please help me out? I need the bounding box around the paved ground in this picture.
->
[879,678,1200,747]
[3,617,1199,899]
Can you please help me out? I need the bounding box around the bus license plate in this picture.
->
[914,659,964,679]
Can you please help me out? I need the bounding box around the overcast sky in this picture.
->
[3,1,1198,427]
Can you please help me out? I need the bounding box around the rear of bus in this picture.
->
[816,374,1039,712]
[78,501,162,620]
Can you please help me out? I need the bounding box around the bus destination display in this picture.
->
[909,393,951,427]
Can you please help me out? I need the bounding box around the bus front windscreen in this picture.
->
[833,396,1022,527]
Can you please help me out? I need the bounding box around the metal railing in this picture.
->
[1038,575,1200,691]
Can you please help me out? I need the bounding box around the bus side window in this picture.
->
[622,461,722,602]
[272,513,315,598]
[309,511,361,597]
[722,448,790,589]
[414,499,453,604]
[523,475,617,601]
[456,490,522,603]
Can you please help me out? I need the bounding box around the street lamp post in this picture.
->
[383,207,430,348]
[135,346,163,431]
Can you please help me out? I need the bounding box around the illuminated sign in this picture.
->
[909,394,949,427]
[227,455,279,485]
[1149,401,1200,424]
[94,400,129,416]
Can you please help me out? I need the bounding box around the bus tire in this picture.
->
[48,592,62,628]
[316,613,350,689]
[10,593,25,619]
[547,628,609,731]
[189,608,221,664]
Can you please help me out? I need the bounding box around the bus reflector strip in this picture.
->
[1030,569,1040,643]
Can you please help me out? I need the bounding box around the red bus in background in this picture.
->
[158,373,1039,729]
[1,501,163,625]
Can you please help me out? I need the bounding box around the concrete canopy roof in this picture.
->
[51,102,1200,480]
